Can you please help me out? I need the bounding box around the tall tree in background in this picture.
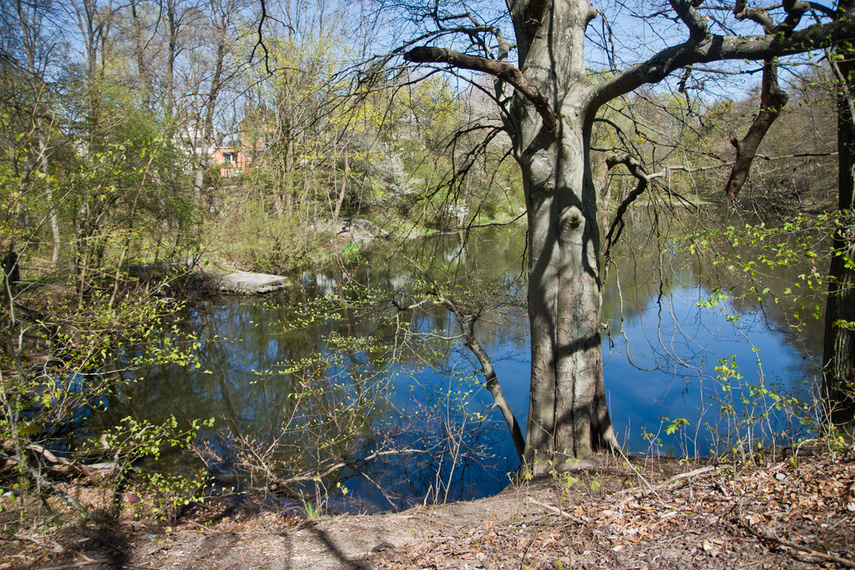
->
[398,0,855,471]
[825,0,855,424]
[0,0,64,268]
[188,0,246,206]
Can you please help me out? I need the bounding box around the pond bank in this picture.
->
[8,447,853,569]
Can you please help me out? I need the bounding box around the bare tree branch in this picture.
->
[669,0,709,41]
[404,46,558,131]
[438,296,525,465]
[589,17,855,111]
[723,0,808,199]
[603,153,660,261]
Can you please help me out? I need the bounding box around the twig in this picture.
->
[40,551,112,569]
[13,532,60,550]
[526,497,585,524]
[614,465,717,506]
[611,446,656,495]
[656,465,717,488]
[741,520,855,568]
[37,561,109,569]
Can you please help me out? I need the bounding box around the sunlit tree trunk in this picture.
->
[38,134,61,268]
[510,0,618,471]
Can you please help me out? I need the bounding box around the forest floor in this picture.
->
[1,445,854,569]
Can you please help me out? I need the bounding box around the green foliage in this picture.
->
[302,499,320,519]
[205,198,329,273]
[125,470,208,522]
[103,416,214,522]
[0,285,204,525]
[338,242,362,262]
[704,356,815,462]
[546,458,580,501]
[687,212,851,332]
[103,415,214,465]
[664,417,690,436]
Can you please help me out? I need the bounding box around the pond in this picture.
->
[89,206,826,513]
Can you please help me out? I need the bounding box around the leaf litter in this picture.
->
[0,444,852,569]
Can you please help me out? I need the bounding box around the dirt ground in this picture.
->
[2,446,853,569]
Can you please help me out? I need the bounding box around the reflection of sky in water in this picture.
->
[445,281,818,469]
[359,271,819,504]
[601,285,812,455]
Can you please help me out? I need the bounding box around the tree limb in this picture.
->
[589,16,855,111]
[724,60,789,198]
[438,296,525,465]
[404,47,557,131]
[669,0,709,41]
[603,154,658,260]
[722,0,804,199]
[774,0,810,34]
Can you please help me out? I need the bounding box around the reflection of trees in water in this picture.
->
[603,206,825,358]
[102,228,528,509]
[598,206,823,454]
[336,384,519,512]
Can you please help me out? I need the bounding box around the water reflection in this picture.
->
[92,207,825,511]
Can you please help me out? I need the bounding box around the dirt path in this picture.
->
[3,449,854,569]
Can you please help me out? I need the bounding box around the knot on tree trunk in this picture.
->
[557,205,584,245]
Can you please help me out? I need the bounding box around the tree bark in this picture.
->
[509,0,618,472]
[724,61,788,199]
[824,37,855,424]
[192,1,229,207]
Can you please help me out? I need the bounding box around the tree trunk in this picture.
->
[518,125,618,470]
[511,0,618,472]
[37,132,61,268]
[192,12,227,207]
[824,42,855,424]
[165,0,178,128]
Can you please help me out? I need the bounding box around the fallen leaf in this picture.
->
[703,539,722,557]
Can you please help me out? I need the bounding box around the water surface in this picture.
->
[94,208,825,511]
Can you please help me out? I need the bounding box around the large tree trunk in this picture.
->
[824,43,855,424]
[511,0,618,472]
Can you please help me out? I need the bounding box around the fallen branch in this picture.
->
[23,443,118,481]
[0,449,85,515]
[741,519,855,568]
